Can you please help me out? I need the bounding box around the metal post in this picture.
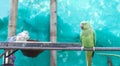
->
[4,0,18,65]
[50,0,57,66]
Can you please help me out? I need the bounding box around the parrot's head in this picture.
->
[80,21,91,30]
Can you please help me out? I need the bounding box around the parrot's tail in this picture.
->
[86,51,93,66]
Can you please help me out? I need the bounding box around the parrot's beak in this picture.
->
[80,25,84,29]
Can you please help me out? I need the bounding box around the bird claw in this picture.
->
[93,47,95,51]
[81,46,84,50]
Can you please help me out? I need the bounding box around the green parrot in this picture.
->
[80,21,95,66]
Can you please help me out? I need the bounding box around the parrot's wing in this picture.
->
[80,33,82,45]
[92,31,96,57]
[93,31,96,46]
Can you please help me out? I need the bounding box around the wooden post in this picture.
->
[4,0,18,65]
[50,0,57,66]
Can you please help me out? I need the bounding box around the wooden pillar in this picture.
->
[4,0,18,65]
[50,0,57,66]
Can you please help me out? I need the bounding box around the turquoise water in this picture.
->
[0,0,120,66]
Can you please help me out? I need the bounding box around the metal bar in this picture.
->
[6,50,18,57]
[0,50,17,58]
[0,42,119,51]
[5,0,18,65]
[0,46,120,51]
[0,51,7,58]
[8,0,18,37]
[50,0,57,66]
[0,42,81,46]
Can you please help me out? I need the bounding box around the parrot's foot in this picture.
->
[81,46,84,50]
[93,47,95,51]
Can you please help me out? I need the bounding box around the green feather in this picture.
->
[80,21,95,66]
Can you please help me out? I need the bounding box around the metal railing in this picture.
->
[0,42,119,51]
